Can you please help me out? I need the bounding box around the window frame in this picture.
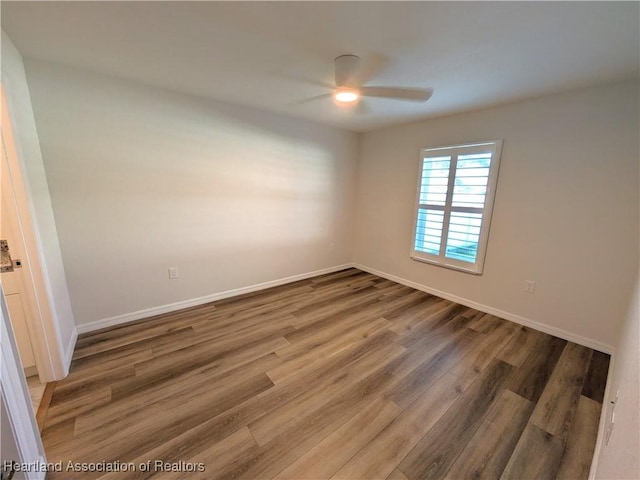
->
[410,140,503,275]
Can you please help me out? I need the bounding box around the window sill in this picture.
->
[410,254,483,275]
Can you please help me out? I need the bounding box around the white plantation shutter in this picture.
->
[412,141,502,274]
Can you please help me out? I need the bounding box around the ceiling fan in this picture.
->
[306,54,433,107]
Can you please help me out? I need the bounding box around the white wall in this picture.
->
[595,274,640,479]
[14,54,639,353]
[354,81,639,350]
[23,59,359,327]
[1,32,75,373]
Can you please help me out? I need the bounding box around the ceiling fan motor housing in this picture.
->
[334,54,360,87]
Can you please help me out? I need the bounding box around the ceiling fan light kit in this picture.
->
[334,87,360,104]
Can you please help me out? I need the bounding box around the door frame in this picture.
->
[1,288,47,480]
[1,86,67,382]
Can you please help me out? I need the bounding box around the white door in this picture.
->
[1,144,37,374]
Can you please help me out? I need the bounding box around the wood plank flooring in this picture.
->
[41,268,609,479]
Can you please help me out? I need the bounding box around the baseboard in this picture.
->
[76,260,614,354]
[64,327,77,372]
[353,263,614,354]
[76,264,355,334]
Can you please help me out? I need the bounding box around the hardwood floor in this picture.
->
[41,268,609,479]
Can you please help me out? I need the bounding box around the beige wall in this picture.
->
[1,32,76,370]
[24,59,359,327]
[354,82,639,350]
[595,274,640,479]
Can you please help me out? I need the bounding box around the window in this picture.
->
[411,140,502,274]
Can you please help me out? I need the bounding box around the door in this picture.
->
[1,147,38,374]
[0,85,66,382]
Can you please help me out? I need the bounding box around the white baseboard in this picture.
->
[76,264,354,334]
[64,327,78,373]
[354,263,614,354]
[76,260,614,354]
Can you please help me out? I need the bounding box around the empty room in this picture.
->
[0,2,638,479]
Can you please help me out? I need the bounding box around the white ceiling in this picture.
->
[2,1,639,132]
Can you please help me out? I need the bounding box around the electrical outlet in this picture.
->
[524,280,536,293]
[168,267,179,279]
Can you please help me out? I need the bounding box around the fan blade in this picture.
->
[360,86,433,102]
[289,93,333,106]
[335,54,360,87]
[283,74,334,90]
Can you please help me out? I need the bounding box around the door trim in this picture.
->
[1,288,47,480]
